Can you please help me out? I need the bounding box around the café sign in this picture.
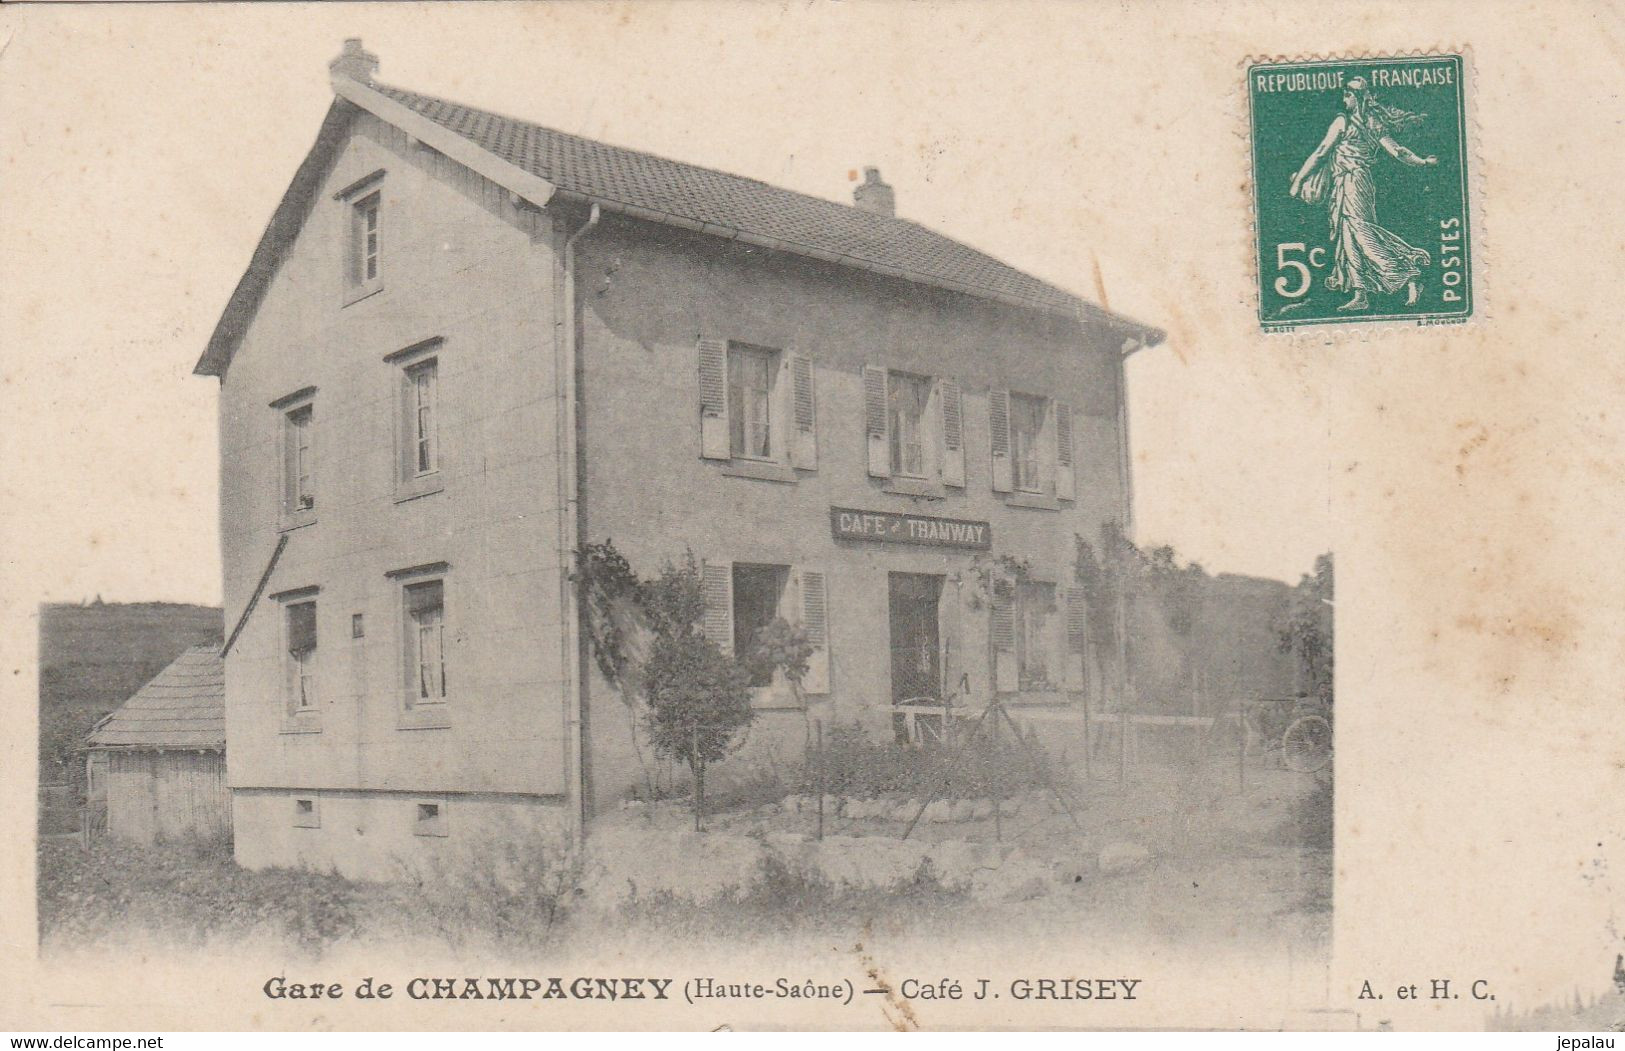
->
[830,507,992,551]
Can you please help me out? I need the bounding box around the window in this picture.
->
[863,367,964,488]
[701,560,830,700]
[888,372,932,478]
[293,796,320,829]
[351,613,365,639]
[698,338,816,471]
[414,800,448,837]
[728,344,779,461]
[1010,393,1048,493]
[284,599,318,713]
[406,360,438,477]
[404,579,446,706]
[279,401,315,524]
[1015,582,1059,690]
[351,191,381,286]
[732,563,790,687]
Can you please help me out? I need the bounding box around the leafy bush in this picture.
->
[38,837,362,952]
[797,722,1063,801]
[389,829,583,950]
[37,831,586,956]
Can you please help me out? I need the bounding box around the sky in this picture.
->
[0,3,1337,609]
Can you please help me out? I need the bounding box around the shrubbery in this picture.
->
[795,722,1064,801]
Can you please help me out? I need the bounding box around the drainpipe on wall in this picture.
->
[561,203,601,844]
[1115,337,1140,717]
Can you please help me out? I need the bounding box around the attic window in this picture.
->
[354,193,381,282]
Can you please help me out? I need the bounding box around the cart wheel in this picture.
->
[1282,714,1332,772]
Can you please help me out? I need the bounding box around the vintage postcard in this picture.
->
[0,0,1621,1037]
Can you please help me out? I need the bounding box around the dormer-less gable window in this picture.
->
[353,191,380,284]
[337,169,385,303]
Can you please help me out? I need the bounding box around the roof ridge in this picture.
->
[375,81,911,224]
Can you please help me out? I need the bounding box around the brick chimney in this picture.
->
[853,167,895,218]
[329,38,379,85]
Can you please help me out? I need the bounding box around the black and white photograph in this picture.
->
[2,0,1622,1037]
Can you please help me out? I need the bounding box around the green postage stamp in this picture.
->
[1248,54,1473,330]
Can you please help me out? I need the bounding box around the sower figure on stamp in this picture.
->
[1289,77,1437,311]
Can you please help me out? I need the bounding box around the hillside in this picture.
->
[39,601,224,787]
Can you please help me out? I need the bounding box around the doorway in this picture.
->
[888,572,943,704]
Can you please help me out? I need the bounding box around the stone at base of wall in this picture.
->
[577,822,1056,909]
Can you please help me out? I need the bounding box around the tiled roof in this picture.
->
[375,84,1105,319]
[86,646,224,750]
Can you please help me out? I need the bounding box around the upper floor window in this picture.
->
[407,360,438,476]
[728,344,779,461]
[698,337,817,473]
[271,387,318,529]
[337,169,385,303]
[352,191,381,286]
[1010,393,1048,494]
[989,390,1075,503]
[888,372,932,478]
[864,366,965,489]
[285,404,314,512]
[386,338,446,503]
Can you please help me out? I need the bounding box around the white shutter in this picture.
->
[940,379,965,488]
[988,389,1013,493]
[798,566,830,694]
[991,579,1018,693]
[863,365,890,478]
[697,337,731,460]
[789,353,818,470]
[701,561,734,654]
[1064,584,1088,690]
[1055,401,1075,501]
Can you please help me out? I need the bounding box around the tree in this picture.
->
[1278,553,1334,704]
[576,542,793,828]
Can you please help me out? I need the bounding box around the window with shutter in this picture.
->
[701,561,734,655]
[1064,584,1089,691]
[863,365,891,477]
[888,372,932,478]
[697,337,731,460]
[991,579,1018,693]
[1010,394,1048,494]
[988,389,1013,492]
[940,380,965,488]
[728,345,777,460]
[790,354,818,469]
[799,567,830,695]
[1055,402,1075,501]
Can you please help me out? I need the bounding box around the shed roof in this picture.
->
[86,646,224,751]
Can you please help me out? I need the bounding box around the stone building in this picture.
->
[196,40,1163,878]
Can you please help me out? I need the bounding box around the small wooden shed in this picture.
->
[85,646,230,844]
